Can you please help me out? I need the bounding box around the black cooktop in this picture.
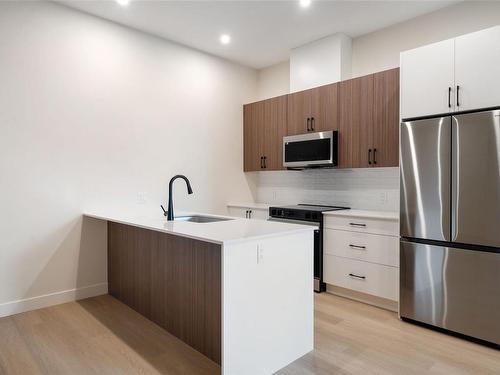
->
[272,204,350,212]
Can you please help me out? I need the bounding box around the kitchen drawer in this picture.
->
[324,215,398,236]
[324,255,398,301]
[324,229,399,267]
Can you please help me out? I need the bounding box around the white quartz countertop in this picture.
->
[322,209,399,221]
[84,211,315,245]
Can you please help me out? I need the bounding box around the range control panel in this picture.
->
[269,207,321,222]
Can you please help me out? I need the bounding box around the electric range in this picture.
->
[268,204,350,292]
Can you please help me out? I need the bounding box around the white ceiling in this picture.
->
[59,0,458,69]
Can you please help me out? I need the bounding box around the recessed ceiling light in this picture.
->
[220,34,231,45]
[116,0,130,6]
[299,0,311,8]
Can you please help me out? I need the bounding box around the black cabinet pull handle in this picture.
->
[249,210,252,219]
[368,149,372,165]
[349,222,366,227]
[456,85,460,107]
[348,273,366,280]
[260,156,263,169]
[311,117,315,131]
[245,210,248,218]
[306,117,311,131]
[349,244,366,249]
[373,148,377,165]
[448,87,452,108]
[263,156,267,169]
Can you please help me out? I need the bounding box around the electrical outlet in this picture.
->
[380,192,388,205]
[257,244,264,264]
[136,191,148,204]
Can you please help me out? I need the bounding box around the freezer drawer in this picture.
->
[400,240,500,345]
[400,117,451,241]
[452,110,500,248]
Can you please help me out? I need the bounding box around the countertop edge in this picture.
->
[322,210,399,221]
[227,202,271,210]
[84,213,315,245]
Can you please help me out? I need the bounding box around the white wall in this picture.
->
[351,0,500,77]
[256,61,290,100]
[289,33,351,92]
[0,1,257,314]
[251,1,500,214]
[256,1,500,95]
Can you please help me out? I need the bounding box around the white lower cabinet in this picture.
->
[324,255,399,301]
[227,205,269,220]
[324,230,399,267]
[323,211,399,303]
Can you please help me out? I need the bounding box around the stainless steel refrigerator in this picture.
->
[400,108,500,345]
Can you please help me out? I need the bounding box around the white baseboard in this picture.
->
[0,283,108,318]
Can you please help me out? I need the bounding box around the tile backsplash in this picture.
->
[252,167,399,211]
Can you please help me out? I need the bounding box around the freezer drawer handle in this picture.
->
[348,273,366,280]
[349,222,366,227]
[349,244,366,250]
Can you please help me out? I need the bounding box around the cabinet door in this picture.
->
[373,68,400,167]
[287,89,312,135]
[248,208,269,220]
[263,96,287,170]
[311,82,339,132]
[340,75,373,168]
[227,206,249,218]
[400,39,455,119]
[243,101,265,171]
[455,25,500,111]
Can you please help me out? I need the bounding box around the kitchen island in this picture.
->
[85,211,314,375]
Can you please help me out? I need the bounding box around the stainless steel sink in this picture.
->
[174,215,233,223]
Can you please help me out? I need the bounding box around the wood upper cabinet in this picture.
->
[243,68,398,172]
[340,75,373,168]
[340,68,399,168]
[243,96,286,171]
[373,68,400,167]
[243,101,264,171]
[263,96,287,170]
[287,82,339,135]
[311,83,340,133]
[287,89,312,135]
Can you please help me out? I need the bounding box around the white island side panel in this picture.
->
[221,230,314,375]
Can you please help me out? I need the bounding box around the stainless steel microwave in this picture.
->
[283,130,338,168]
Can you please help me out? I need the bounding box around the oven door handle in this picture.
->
[267,217,320,227]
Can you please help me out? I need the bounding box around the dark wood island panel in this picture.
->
[107,222,222,365]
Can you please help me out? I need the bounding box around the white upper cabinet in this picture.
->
[455,26,500,111]
[400,39,455,119]
[401,25,500,119]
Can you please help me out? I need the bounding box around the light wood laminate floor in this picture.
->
[0,293,498,375]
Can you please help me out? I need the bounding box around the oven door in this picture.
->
[283,131,337,168]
